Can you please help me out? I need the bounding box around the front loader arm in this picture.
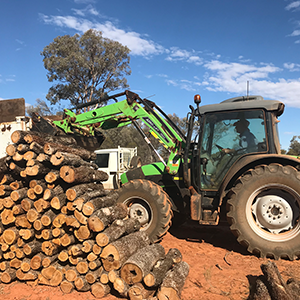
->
[53,90,186,174]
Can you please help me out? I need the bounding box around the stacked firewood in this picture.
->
[0,130,189,300]
[251,261,300,300]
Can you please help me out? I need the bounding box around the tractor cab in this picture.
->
[192,96,284,191]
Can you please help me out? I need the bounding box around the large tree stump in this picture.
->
[157,261,189,300]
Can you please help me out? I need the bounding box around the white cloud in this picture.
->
[290,29,300,36]
[284,62,300,71]
[40,14,165,57]
[285,1,300,11]
[166,47,203,65]
[72,5,99,17]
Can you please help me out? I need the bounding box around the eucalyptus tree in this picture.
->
[41,29,131,110]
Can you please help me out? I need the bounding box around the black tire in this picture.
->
[130,156,142,168]
[117,179,173,242]
[227,164,300,260]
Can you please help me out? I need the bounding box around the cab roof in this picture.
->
[198,95,285,116]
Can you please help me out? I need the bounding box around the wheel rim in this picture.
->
[123,197,153,230]
[246,184,300,241]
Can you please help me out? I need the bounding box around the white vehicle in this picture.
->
[0,98,31,158]
[94,146,141,189]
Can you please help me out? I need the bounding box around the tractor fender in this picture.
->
[219,153,300,206]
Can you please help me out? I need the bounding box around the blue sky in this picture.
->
[1,0,300,150]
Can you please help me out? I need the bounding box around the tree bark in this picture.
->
[157,261,189,300]
[100,231,151,271]
[60,165,108,184]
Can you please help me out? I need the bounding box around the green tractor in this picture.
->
[40,90,300,260]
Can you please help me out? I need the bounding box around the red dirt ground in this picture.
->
[1,222,300,300]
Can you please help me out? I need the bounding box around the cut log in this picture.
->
[30,253,46,270]
[6,144,16,156]
[50,151,97,168]
[25,162,50,176]
[60,280,74,294]
[12,152,24,162]
[11,187,28,201]
[19,228,35,240]
[10,180,24,190]
[16,269,38,281]
[45,170,60,183]
[86,270,100,284]
[65,216,80,228]
[260,260,293,300]
[3,197,14,208]
[26,208,40,223]
[88,203,128,233]
[12,204,25,215]
[52,213,67,228]
[58,250,69,263]
[128,283,156,300]
[43,185,64,201]
[96,218,141,247]
[65,182,105,201]
[92,244,102,255]
[114,277,129,297]
[89,260,102,271]
[74,277,91,292]
[74,225,91,241]
[23,151,37,161]
[17,143,30,154]
[87,252,98,262]
[21,198,34,211]
[42,241,59,256]
[108,269,120,283]
[144,248,182,288]
[1,209,15,225]
[0,174,14,185]
[82,240,95,253]
[121,244,165,285]
[76,260,89,274]
[91,282,111,298]
[24,131,76,146]
[10,258,22,269]
[20,258,31,272]
[60,233,75,247]
[60,165,108,184]
[36,153,50,163]
[67,198,84,212]
[41,209,57,226]
[64,267,79,282]
[1,268,17,283]
[29,141,44,154]
[100,231,151,271]
[157,261,189,300]
[11,130,29,144]
[33,181,47,195]
[34,199,50,213]
[42,254,58,268]
[27,188,37,200]
[23,240,42,256]
[44,142,96,161]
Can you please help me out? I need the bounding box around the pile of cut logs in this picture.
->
[0,130,189,300]
[251,260,300,300]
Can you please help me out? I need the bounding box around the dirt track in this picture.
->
[1,222,300,300]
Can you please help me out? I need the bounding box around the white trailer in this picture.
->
[94,146,141,189]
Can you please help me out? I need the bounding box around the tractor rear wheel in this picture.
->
[117,179,173,242]
[227,164,300,260]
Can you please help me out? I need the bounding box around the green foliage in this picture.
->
[287,136,300,156]
[41,29,131,109]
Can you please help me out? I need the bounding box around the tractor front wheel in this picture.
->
[227,164,300,260]
[117,179,173,242]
